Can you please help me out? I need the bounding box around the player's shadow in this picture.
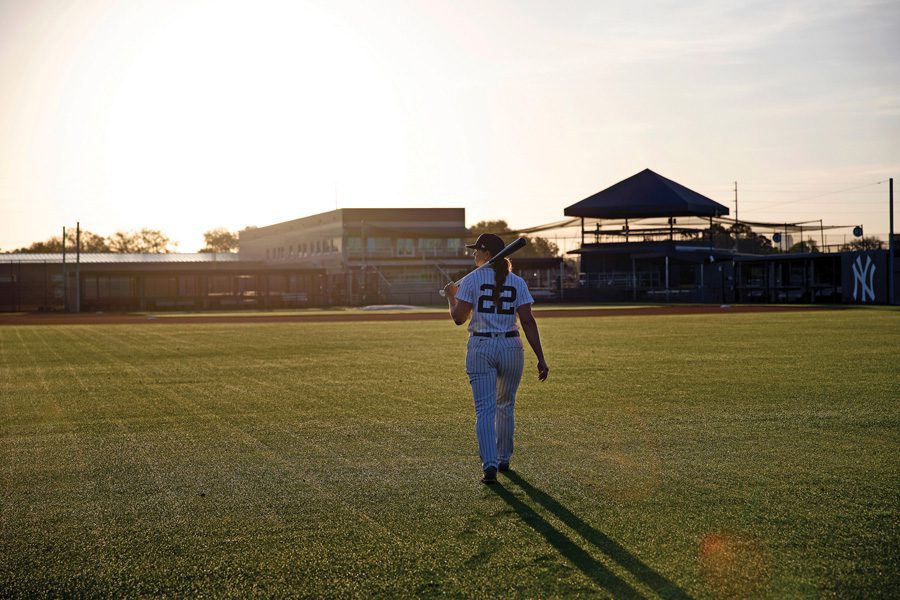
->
[487,482,644,598]
[492,472,692,600]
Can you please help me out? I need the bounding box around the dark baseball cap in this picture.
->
[466,233,505,255]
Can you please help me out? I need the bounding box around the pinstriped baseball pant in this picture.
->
[466,335,525,471]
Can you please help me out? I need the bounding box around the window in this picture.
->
[178,277,197,297]
[346,237,363,253]
[144,276,177,298]
[418,238,444,255]
[397,238,415,256]
[367,237,392,255]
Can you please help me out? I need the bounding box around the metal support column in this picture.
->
[890,178,895,305]
[665,256,670,302]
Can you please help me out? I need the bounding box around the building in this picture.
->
[565,169,898,305]
[0,253,289,312]
[3,207,563,311]
[239,208,473,305]
[565,168,738,303]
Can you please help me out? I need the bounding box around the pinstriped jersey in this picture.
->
[456,269,534,333]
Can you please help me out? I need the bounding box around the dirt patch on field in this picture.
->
[0,305,840,326]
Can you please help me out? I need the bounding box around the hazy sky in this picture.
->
[1,0,898,251]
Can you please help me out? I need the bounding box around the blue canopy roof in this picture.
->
[564,169,730,219]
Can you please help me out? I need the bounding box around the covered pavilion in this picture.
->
[564,169,737,302]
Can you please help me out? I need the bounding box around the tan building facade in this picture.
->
[239,208,472,305]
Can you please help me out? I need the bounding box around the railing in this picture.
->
[347,248,467,259]
[578,271,661,288]
[579,231,895,255]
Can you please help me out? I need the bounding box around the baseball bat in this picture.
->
[439,237,528,297]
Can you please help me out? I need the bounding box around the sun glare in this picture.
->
[39,1,411,247]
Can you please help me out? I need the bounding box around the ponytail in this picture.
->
[491,257,512,305]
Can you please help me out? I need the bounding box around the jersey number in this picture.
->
[477,284,517,315]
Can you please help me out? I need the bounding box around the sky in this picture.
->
[1,0,898,252]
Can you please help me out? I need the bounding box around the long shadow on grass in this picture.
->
[488,483,644,598]
[503,471,692,600]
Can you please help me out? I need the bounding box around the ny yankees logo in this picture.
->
[851,255,876,303]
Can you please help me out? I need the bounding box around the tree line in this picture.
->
[467,220,561,257]
[5,221,883,256]
[8,222,563,257]
[7,228,245,254]
[705,222,886,253]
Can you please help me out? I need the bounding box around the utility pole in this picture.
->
[75,222,81,313]
[733,181,739,251]
[734,181,738,224]
[62,226,67,312]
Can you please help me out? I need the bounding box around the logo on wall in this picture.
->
[851,255,876,303]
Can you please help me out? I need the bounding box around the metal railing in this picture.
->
[578,271,661,288]
[347,247,467,259]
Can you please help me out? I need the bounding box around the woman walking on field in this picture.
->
[443,233,549,484]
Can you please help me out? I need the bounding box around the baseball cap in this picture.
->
[466,233,505,255]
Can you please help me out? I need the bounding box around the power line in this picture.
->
[741,180,887,213]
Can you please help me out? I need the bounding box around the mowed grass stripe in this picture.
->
[87,323,460,473]
[63,322,490,593]
[55,326,402,540]
[4,326,412,596]
[1,310,898,597]
[101,322,496,592]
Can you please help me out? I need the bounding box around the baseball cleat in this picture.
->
[498,462,510,473]
[481,467,498,484]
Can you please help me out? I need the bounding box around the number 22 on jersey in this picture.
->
[477,284,517,315]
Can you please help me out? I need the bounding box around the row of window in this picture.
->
[267,238,340,260]
[266,237,465,260]
[346,237,464,256]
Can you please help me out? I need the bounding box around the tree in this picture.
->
[730,223,776,254]
[469,220,512,236]
[789,238,819,253]
[108,229,177,253]
[467,220,559,257]
[706,223,776,254]
[840,236,884,251]
[13,229,110,253]
[518,236,560,258]
[200,228,240,253]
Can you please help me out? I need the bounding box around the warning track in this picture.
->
[0,305,839,326]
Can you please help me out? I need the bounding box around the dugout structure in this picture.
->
[563,169,899,305]
[734,249,895,304]
[0,253,331,312]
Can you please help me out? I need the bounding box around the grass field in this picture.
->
[1,310,898,597]
[127,304,664,318]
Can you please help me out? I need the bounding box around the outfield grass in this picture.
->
[127,304,664,318]
[1,310,897,597]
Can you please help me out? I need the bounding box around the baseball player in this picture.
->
[443,233,549,484]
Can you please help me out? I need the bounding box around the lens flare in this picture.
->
[698,532,770,597]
